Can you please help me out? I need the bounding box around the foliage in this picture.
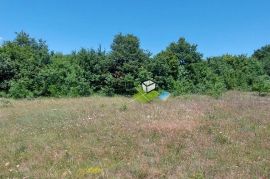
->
[164,37,202,66]
[8,78,34,98]
[207,55,264,91]
[108,33,151,95]
[252,75,270,96]
[35,55,92,97]
[73,47,108,92]
[253,45,270,76]
[0,54,15,92]
[0,32,270,98]
[189,62,226,97]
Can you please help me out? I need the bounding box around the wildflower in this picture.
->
[5,162,10,167]
[86,166,102,174]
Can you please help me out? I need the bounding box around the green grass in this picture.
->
[0,92,270,178]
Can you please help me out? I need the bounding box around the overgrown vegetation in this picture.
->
[0,92,269,178]
[1,32,270,98]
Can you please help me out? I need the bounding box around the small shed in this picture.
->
[142,80,156,93]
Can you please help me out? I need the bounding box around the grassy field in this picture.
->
[0,92,270,178]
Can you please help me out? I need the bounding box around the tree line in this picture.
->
[0,32,270,98]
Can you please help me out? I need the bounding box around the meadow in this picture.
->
[0,91,269,178]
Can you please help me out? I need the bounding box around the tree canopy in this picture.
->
[0,31,269,98]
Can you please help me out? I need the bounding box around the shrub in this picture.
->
[253,75,270,96]
[35,56,92,97]
[8,78,34,98]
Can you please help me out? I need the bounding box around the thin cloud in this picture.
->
[0,37,3,41]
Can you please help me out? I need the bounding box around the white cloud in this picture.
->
[0,37,3,41]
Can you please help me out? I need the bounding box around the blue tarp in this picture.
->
[159,91,170,101]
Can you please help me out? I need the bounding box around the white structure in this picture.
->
[142,80,156,93]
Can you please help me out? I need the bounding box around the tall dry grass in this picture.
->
[0,92,269,178]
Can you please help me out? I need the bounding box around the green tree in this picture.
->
[165,38,202,66]
[149,52,179,90]
[189,62,225,97]
[150,37,202,91]
[1,31,270,98]
[253,45,270,76]
[0,53,15,94]
[74,47,109,92]
[0,32,50,97]
[253,75,270,96]
[109,34,151,94]
[208,55,264,91]
[35,55,91,97]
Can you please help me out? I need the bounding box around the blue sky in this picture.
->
[1,0,269,57]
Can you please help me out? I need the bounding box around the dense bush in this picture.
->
[252,45,270,78]
[35,55,92,97]
[0,31,270,98]
[207,55,264,91]
[252,75,270,96]
[189,62,226,97]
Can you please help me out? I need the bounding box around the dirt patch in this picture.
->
[141,119,200,133]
